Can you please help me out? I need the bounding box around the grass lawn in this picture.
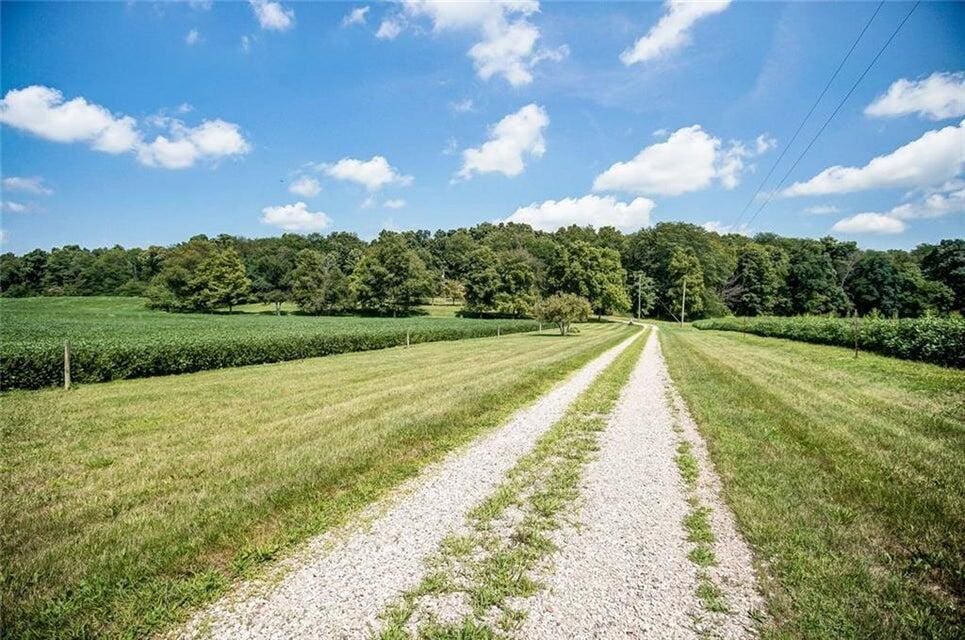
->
[233,300,302,314]
[1,322,632,639]
[658,324,964,639]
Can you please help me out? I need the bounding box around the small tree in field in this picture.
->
[198,245,251,312]
[536,293,592,336]
[440,278,465,305]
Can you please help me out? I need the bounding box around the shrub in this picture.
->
[535,294,592,336]
[693,315,965,368]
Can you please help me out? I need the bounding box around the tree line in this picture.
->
[1,222,961,319]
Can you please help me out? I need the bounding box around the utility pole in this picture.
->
[680,279,687,327]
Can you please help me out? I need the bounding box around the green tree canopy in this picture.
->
[197,244,251,312]
[463,246,501,312]
[547,240,629,317]
[351,232,432,315]
[726,244,787,316]
[535,293,592,335]
[667,247,704,320]
[291,249,351,314]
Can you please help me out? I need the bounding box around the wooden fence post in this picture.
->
[64,340,71,390]
[538,321,542,333]
[852,310,859,359]
[497,326,501,338]
[406,330,410,348]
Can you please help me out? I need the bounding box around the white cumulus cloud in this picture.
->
[621,0,731,65]
[0,85,139,153]
[783,120,965,196]
[887,187,965,220]
[458,103,548,180]
[865,71,965,121]
[383,198,406,209]
[830,186,964,235]
[250,0,294,32]
[323,156,413,191]
[2,176,53,195]
[260,202,332,232]
[138,119,250,169]
[397,0,564,86]
[289,175,321,197]
[0,85,250,170]
[831,213,906,235]
[186,29,201,45]
[593,124,770,196]
[342,6,370,27]
[505,194,654,232]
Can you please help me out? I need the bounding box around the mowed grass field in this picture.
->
[658,325,964,639]
[1,322,633,639]
[0,297,534,389]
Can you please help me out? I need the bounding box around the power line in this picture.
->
[744,0,920,229]
[733,0,885,230]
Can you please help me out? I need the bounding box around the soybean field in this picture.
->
[0,297,537,389]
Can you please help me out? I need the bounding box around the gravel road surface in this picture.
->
[520,329,760,639]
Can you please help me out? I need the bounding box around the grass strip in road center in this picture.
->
[377,327,648,639]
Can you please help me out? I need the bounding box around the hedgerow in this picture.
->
[1,298,538,389]
[693,315,965,368]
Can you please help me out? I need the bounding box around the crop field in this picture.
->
[0,297,536,389]
[693,315,965,368]
[235,300,463,317]
[659,324,965,638]
[1,321,632,639]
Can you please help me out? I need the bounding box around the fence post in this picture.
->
[538,321,542,333]
[497,326,501,338]
[852,310,859,359]
[64,339,71,390]
[406,330,410,348]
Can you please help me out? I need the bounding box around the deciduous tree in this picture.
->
[351,232,432,315]
[535,293,592,336]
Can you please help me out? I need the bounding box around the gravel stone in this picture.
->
[176,332,642,640]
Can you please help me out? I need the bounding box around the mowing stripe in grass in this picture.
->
[659,325,964,639]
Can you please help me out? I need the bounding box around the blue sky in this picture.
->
[1,1,963,254]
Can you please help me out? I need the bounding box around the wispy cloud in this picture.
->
[621,0,731,65]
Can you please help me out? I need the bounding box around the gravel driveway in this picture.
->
[176,331,642,640]
[520,328,761,639]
